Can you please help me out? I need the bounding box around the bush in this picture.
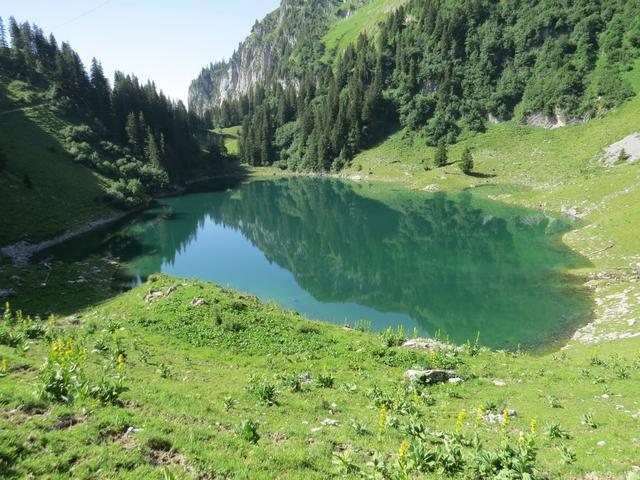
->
[237,420,260,444]
[105,178,146,209]
[247,376,278,406]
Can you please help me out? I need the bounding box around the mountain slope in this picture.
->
[191,0,640,173]
[188,0,377,115]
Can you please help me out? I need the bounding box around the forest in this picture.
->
[204,0,640,171]
[0,17,227,208]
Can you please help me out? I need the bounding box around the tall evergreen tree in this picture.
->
[0,17,8,51]
[435,139,448,167]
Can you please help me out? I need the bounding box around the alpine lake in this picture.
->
[45,177,593,350]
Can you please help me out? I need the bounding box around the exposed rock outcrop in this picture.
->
[189,0,370,115]
[521,108,586,129]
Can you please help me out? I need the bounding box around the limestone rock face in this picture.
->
[188,0,369,116]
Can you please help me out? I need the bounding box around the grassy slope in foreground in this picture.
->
[1,275,639,479]
[0,79,119,247]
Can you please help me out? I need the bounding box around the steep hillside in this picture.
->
[191,0,640,173]
[189,0,376,115]
[0,18,231,248]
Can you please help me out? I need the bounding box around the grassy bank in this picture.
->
[0,80,119,246]
[1,275,639,479]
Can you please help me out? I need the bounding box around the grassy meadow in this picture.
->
[1,275,639,479]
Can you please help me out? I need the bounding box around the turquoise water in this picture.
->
[53,177,592,349]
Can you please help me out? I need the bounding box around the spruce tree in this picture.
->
[435,139,448,167]
[459,147,474,175]
[0,17,8,51]
[145,128,162,167]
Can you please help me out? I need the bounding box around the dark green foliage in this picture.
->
[460,147,474,175]
[434,139,448,168]
[197,0,640,172]
[0,17,225,204]
[237,420,260,444]
[22,173,32,189]
[0,147,6,172]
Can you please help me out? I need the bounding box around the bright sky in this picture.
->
[1,0,281,104]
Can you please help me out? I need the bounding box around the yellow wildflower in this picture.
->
[501,409,510,433]
[1,358,8,374]
[429,351,437,367]
[378,405,388,435]
[530,418,538,435]
[398,441,409,463]
[476,404,485,423]
[455,410,467,434]
[117,354,125,371]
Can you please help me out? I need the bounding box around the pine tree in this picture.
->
[0,17,8,51]
[459,147,474,175]
[435,138,448,167]
[90,58,111,126]
[145,128,162,167]
[125,112,142,154]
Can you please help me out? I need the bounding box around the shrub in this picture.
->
[317,373,335,389]
[237,420,260,444]
[37,339,87,403]
[381,325,407,348]
[89,375,127,405]
[247,376,278,406]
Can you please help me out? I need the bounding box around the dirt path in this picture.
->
[0,101,52,117]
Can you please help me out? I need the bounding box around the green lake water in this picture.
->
[53,177,592,349]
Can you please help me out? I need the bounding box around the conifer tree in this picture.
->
[0,17,8,51]
[459,147,474,175]
[435,138,448,167]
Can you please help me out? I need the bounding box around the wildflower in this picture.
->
[476,404,485,423]
[430,351,437,367]
[530,418,538,435]
[398,440,409,464]
[518,435,525,443]
[412,390,420,406]
[455,410,467,433]
[501,409,510,433]
[117,354,125,371]
[1,358,8,374]
[378,406,388,435]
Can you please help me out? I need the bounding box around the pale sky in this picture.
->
[1,0,281,104]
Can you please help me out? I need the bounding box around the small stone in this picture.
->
[310,427,322,433]
[448,378,463,384]
[320,418,339,427]
[493,380,507,387]
[597,441,606,447]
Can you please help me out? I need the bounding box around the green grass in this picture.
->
[1,274,639,478]
[0,79,118,247]
[214,126,241,157]
[322,0,409,64]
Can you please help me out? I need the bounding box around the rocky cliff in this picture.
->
[188,0,368,116]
